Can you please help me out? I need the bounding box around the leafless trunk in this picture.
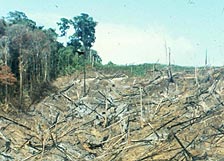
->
[168,47,174,83]
[44,55,48,82]
[195,66,199,85]
[19,45,23,108]
[83,49,87,96]
[4,39,9,103]
[140,86,144,128]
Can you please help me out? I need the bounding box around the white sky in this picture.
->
[1,0,224,66]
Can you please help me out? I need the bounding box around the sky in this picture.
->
[1,0,224,66]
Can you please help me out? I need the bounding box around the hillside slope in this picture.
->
[0,67,224,160]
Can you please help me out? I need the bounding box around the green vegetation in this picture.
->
[0,11,194,111]
[57,13,98,95]
[0,11,101,110]
[98,62,194,77]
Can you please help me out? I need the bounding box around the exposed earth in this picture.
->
[0,67,224,161]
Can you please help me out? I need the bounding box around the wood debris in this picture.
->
[0,67,224,160]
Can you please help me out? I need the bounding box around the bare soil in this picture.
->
[0,67,224,161]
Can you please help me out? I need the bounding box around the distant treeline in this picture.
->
[100,61,195,76]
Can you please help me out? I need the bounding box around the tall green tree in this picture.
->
[57,13,97,95]
[72,13,97,95]
[71,13,97,49]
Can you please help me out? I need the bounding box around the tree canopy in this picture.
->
[0,11,101,110]
[57,13,98,95]
[57,13,97,50]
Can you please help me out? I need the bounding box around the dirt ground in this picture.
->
[0,67,224,160]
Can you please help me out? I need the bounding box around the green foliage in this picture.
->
[58,46,76,75]
[106,61,116,67]
[0,19,7,37]
[57,46,101,75]
[7,11,37,29]
[57,18,70,36]
[97,63,195,77]
[98,63,158,77]
[0,11,102,110]
[0,11,63,109]
[71,13,97,49]
[57,13,97,50]
[57,13,101,93]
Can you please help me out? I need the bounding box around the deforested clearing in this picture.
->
[1,67,224,161]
